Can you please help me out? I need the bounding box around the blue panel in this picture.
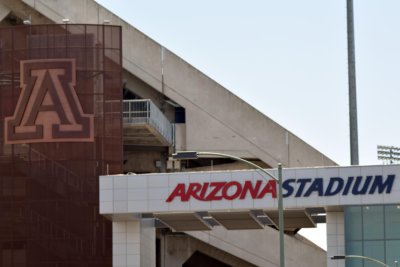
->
[363,241,385,267]
[385,206,400,239]
[363,206,384,240]
[346,241,363,267]
[345,205,400,267]
[345,206,362,240]
[386,240,400,267]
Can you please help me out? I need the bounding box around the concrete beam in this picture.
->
[0,2,11,22]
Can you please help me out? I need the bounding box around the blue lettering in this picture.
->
[369,175,395,194]
[281,174,395,198]
[325,177,344,196]
[343,176,354,195]
[304,178,324,197]
[295,178,312,197]
[352,176,372,195]
[282,179,295,197]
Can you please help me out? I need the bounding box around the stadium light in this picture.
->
[377,145,400,164]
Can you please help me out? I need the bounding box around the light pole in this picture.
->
[172,151,285,267]
[347,0,359,165]
[331,255,389,267]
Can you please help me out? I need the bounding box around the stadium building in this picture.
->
[1,1,399,267]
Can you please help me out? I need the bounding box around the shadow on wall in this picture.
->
[182,251,231,267]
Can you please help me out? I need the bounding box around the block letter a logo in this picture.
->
[4,59,94,144]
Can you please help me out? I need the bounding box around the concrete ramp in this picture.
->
[186,227,326,267]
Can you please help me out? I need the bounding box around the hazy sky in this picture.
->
[95,0,400,249]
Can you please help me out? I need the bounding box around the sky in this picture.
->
[95,0,400,250]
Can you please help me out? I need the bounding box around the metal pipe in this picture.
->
[278,163,285,267]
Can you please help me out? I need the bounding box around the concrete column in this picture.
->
[326,211,345,267]
[140,219,156,267]
[112,219,156,267]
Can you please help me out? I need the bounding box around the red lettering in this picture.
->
[257,180,277,198]
[240,180,262,199]
[205,182,226,201]
[166,179,278,202]
[199,182,209,200]
[222,181,242,200]
[187,183,202,200]
[166,183,187,202]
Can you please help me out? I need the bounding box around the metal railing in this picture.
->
[123,99,174,145]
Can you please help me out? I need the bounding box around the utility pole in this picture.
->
[347,0,359,165]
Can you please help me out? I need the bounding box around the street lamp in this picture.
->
[172,151,285,267]
[331,255,389,267]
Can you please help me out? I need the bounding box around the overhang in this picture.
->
[100,165,400,232]
[151,209,320,232]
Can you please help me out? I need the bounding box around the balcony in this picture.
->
[123,99,174,146]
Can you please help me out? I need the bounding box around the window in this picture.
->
[345,205,400,266]
[174,107,185,123]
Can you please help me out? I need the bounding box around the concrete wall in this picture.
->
[162,48,335,168]
[0,2,10,22]
[188,227,326,267]
[0,0,52,25]
[9,0,337,169]
[124,151,166,174]
[158,231,256,267]
[122,70,176,123]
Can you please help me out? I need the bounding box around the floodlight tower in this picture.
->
[377,145,400,164]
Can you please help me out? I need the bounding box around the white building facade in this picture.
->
[101,164,400,267]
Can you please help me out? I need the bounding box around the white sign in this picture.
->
[99,165,400,215]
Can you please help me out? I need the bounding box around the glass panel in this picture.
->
[363,206,384,240]
[363,240,385,267]
[345,206,363,240]
[346,241,363,267]
[345,205,400,267]
[385,205,400,239]
[386,240,400,267]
